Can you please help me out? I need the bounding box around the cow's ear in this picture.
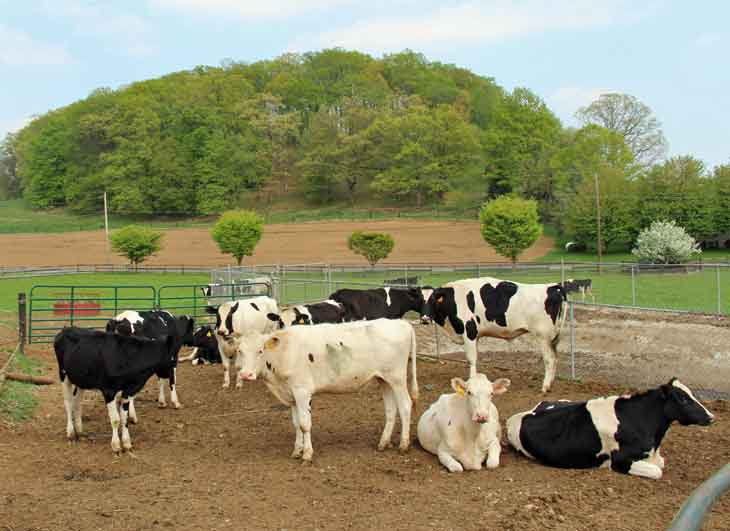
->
[231,302,239,313]
[205,306,218,315]
[264,336,280,350]
[493,378,511,395]
[451,377,467,396]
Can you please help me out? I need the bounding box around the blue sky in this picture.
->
[1,0,728,169]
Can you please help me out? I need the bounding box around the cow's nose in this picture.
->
[474,415,488,424]
[240,371,256,381]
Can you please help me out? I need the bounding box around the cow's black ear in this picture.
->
[267,313,285,329]
[205,305,218,315]
[105,320,115,333]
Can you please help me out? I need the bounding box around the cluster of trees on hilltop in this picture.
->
[0,49,728,251]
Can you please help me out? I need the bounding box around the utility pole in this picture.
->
[103,191,111,264]
[594,172,602,273]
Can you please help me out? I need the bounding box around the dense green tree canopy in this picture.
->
[110,225,163,267]
[347,231,395,266]
[479,196,542,265]
[211,210,264,265]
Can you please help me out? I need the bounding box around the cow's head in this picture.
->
[662,378,714,426]
[106,318,133,336]
[208,302,239,340]
[191,325,218,350]
[239,331,282,381]
[422,287,456,326]
[452,374,510,424]
[175,315,196,346]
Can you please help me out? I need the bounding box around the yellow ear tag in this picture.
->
[455,386,465,396]
[264,337,279,350]
[436,296,444,304]
[299,318,305,324]
[207,331,213,337]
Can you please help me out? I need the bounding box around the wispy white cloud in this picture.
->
[548,86,614,125]
[0,116,31,138]
[150,0,358,19]
[295,0,643,53]
[39,0,158,56]
[0,25,72,67]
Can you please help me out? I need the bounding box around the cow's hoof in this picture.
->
[447,463,464,473]
[222,383,230,389]
[291,448,303,459]
[66,431,78,441]
[377,441,392,451]
[129,416,138,425]
[302,450,313,461]
[172,402,183,410]
[111,442,122,454]
[235,382,243,389]
[541,386,551,394]
[122,440,133,451]
[398,444,410,454]
[158,402,167,409]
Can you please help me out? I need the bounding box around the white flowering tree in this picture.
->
[631,220,701,264]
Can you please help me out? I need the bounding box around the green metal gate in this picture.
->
[28,285,157,344]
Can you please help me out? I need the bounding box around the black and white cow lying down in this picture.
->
[178,325,222,365]
[422,277,567,392]
[329,287,433,322]
[206,296,279,388]
[106,310,195,413]
[507,378,714,479]
[54,327,177,453]
[269,300,346,328]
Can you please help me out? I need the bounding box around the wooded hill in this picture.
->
[2,49,729,251]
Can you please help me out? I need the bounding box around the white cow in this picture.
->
[417,373,509,472]
[239,318,419,461]
[206,296,280,389]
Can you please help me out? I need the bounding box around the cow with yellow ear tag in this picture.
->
[179,325,222,365]
[417,373,510,472]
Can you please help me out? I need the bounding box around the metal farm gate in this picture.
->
[28,285,157,344]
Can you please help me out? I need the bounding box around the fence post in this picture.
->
[631,265,636,307]
[717,264,722,316]
[433,322,440,360]
[18,293,26,354]
[569,301,575,380]
[561,258,565,285]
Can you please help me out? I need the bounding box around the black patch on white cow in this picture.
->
[225,303,239,335]
[544,285,566,324]
[466,291,476,313]
[465,319,478,341]
[250,302,260,311]
[480,281,517,327]
[308,353,314,363]
[266,361,272,371]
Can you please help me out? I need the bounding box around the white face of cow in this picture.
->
[216,302,239,339]
[452,374,510,423]
[238,332,270,381]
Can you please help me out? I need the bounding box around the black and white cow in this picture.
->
[506,378,714,479]
[329,287,433,322]
[205,296,279,388]
[106,310,195,413]
[422,277,566,392]
[54,327,177,453]
[269,300,346,328]
[178,325,222,365]
[561,278,593,301]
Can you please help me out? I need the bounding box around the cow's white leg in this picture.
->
[293,390,313,461]
[377,383,397,451]
[290,406,304,459]
[234,352,244,389]
[221,354,231,389]
[120,397,132,451]
[656,448,665,469]
[437,445,464,473]
[485,438,501,469]
[128,397,138,424]
[391,384,412,452]
[464,340,478,378]
[62,378,77,440]
[106,400,122,454]
[72,388,84,436]
[628,459,663,479]
[540,337,558,393]
[170,368,181,409]
[157,378,168,408]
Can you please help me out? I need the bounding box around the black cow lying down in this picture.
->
[179,326,222,365]
[329,287,433,322]
[54,327,177,453]
[507,378,714,479]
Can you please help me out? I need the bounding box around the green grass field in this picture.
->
[0,349,45,421]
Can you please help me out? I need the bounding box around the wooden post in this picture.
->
[18,292,26,354]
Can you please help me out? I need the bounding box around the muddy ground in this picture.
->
[2,317,730,531]
[0,220,554,267]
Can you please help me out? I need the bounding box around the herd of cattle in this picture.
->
[53,276,713,480]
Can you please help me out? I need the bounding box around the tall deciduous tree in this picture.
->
[0,133,20,199]
[347,231,394,267]
[576,93,667,167]
[211,210,264,265]
[110,225,163,269]
[479,196,542,267]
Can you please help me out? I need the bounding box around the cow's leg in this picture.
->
[157,377,168,408]
[540,336,558,393]
[437,444,464,473]
[234,352,244,389]
[485,438,501,469]
[463,339,478,378]
[120,396,133,451]
[627,459,663,479]
[62,378,77,440]
[377,382,397,451]
[169,367,181,409]
[106,399,122,454]
[293,390,313,461]
[655,448,665,469]
[220,354,231,389]
[128,397,138,424]
[391,384,412,452]
[72,387,84,436]
[290,406,304,459]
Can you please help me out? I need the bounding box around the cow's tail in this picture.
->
[408,325,419,402]
[555,286,569,342]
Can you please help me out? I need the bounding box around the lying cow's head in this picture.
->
[662,378,714,426]
[191,325,218,350]
[452,373,510,423]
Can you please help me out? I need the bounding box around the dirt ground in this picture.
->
[0,220,555,267]
[2,321,729,531]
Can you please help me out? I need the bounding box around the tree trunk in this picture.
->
[416,189,423,208]
[511,256,517,271]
